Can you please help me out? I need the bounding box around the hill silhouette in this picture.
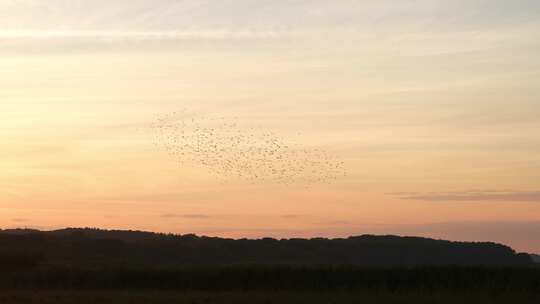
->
[0,228,532,268]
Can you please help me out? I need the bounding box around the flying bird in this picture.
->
[149,111,347,186]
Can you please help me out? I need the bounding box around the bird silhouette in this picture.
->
[149,110,347,186]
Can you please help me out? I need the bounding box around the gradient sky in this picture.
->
[1,1,540,253]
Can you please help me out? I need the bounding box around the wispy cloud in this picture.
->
[161,214,211,219]
[2,0,539,55]
[0,28,290,54]
[0,29,286,40]
[393,190,540,202]
[280,214,302,219]
[11,218,28,223]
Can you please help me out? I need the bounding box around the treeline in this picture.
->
[1,266,540,293]
[0,228,533,269]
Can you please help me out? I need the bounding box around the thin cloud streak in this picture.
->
[395,190,540,202]
[11,218,28,223]
[0,29,286,40]
[161,214,211,219]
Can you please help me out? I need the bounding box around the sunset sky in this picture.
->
[1,0,540,253]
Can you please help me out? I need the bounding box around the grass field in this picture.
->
[2,266,539,303]
[0,291,539,304]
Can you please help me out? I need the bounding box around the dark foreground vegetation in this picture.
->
[0,290,538,304]
[2,265,540,292]
[0,228,538,303]
[1,266,539,304]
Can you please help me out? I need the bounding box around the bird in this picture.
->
[148,110,347,186]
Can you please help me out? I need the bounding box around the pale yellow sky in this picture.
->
[1,1,540,252]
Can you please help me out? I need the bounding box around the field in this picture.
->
[0,290,539,304]
[1,267,539,303]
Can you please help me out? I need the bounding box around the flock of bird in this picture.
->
[149,110,347,185]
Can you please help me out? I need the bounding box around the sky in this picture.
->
[1,0,540,253]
